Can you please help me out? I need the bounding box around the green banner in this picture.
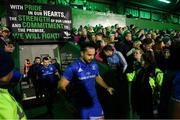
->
[6,1,72,43]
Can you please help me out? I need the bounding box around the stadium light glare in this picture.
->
[158,0,171,4]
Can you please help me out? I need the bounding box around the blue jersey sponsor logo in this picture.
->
[78,75,96,80]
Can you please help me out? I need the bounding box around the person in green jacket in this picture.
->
[0,49,26,120]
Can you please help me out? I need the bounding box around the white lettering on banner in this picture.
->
[10,5,23,10]
[43,10,65,18]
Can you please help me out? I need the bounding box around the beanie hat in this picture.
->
[163,36,171,44]
[2,27,10,32]
[103,44,114,52]
[143,38,153,45]
[0,49,14,79]
[123,30,131,38]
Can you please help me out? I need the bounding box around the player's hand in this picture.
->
[106,87,114,95]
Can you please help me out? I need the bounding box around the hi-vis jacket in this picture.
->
[127,68,164,90]
[0,88,26,120]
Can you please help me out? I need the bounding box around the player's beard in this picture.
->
[83,58,93,64]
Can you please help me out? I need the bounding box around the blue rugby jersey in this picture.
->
[172,71,180,101]
[63,59,99,104]
[40,64,57,82]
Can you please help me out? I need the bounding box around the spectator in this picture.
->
[101,44,128,118]
[102,45,127,73]
[24,59,32,77]
[78,28,89,48]
[142,38,154,52]
[0,49,26,119]
[163,36,172,49]
[153,36,166,71]
[52,58,61,75]
[126,40,142,57]
[131,51,163,119]
[126,48,144,82]
[24,59,32,86]
[115,30,133,56]
[115,30,133,73]
[0,27,15,53]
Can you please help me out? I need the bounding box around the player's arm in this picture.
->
[55,71,61,79]
[96,75,114,95]
[58,63,73,94]
[117,51,128,73]
[52,64,61,79]
[58,76,70,92]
